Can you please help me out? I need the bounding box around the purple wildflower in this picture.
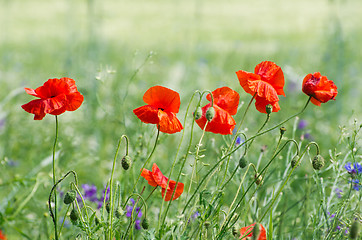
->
[82,184,98,203]
[344,162,362,175]
[351,179,360,191]
[97,186,110,209]
[298,119,308,130]
[135,219,141,230]
[334,188,342,198]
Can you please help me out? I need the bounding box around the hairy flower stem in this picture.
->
[221,94,255,183]
[108,135,129,239]
[52,115,59,240]
[130,129,160,195]
[157,91,202,238]
[216,139,299,239]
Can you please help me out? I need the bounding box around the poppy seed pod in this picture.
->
[194,107,203,120]
[280,127,286,135]
[312,155,325,170]
[63,190,77,205]
[265,104,273,114]
[115,207,124,219]
[350,220,360,239]
[142,218,149,229]
[121,155,132,170]
[254,173,263,185]
[204,221,211,229]
[106,202,110,213]
[206,106,215,122]
[291,155,300,168]
[70,208,79,222]
[239,156,247,168]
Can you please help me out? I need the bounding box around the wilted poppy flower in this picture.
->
[22,78,84,120]
[302,72,338,106]
[195,87,239,135]
[236,61,285,113]
[239,223,266,240]
[141,163,184,201]
[133,86,183,134]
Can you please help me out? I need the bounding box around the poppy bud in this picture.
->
[106,202,111,213]
[252,223,260,240]
[142,218,149,229]
[194,107,203,120]
[204,221,211,229]
[280,127,286,136]
[122,155,132,170]
[239,156,247,169]
[291,155,300,168]
[70,208,79,222]
[350,220,360,239]
[255,173,263,185]
[265,104,273,114]
[63,190,77,205]
[206,107,215,122]
[115,207,124,218]
[312,155,325,170]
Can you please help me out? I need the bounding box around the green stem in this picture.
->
[131,129,160,194]
[108,135,129,239]
[52,115,59,240]
[221,94,255,183]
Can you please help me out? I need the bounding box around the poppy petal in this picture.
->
[250,81,279,103]
[206,87,240,115]
[43,94,67,114]
[133,105,160,124]
[158,110,183,134]
[239,223,266,240]
[161,180,184,201]
[35,79,70,99]
[151,163,169,190]
[143,86,181,113]
[196,104,236,135]
[236,70,261,96]
[24,88,39,97]
[61,77,78,93]
[302,72,337,106]
[21,99,47,120]
[66,92,84,111]
[254,61,285,96]
[141,168,158,187]
[254,96,280,113]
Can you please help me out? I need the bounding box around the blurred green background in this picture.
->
[0,0,361,237]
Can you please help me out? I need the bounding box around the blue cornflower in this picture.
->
[351,179,360,191]
[344,162,362,175]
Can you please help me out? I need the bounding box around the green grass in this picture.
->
[0,0,361,239]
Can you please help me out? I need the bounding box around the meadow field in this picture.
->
[0,0,361,239]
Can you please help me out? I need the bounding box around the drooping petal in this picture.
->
[21,99,47,120]
[206,87,240,115]
[133,105,160,124]
[254,96,280,113]
[142,86,181,113]
[161,180,184,201]
[24,88,39,97]
[248,80,279,103]
[157,110,183,134]
[254,61,285,96]
[195,104,236,135]
[140,168,158,187]
[236,70,261,96]
[61,77,79,93]
[65,92,84,111]
[151,163,170,190]
[43,94,67,114]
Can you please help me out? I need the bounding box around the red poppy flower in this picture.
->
[195,87,239,135]
[236,61,285,113]
[21,78,84,120]
[302,72,338,106]
[0,230,6,240]
[133,86,183,134]
[239,223,266,240]
[141,163,184,201]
